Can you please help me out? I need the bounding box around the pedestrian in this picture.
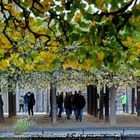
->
[57,91,64,118]
[24,93,28,113]
[72,91,78,115]
[19,95,24,112]
[121,93,126,113]
[27,91,35,116]
[64,92,72,119]
[73,90,86,122]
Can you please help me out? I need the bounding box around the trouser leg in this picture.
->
[30,105,33,116]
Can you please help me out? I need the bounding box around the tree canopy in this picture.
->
[0,0,140,88]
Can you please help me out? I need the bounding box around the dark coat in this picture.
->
[74,95,85,109]
[27,92,35,106]
[57,94,63,108]
[64,95,72,109]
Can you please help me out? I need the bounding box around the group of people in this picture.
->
[19,91,36,116]
[56,90,86,122]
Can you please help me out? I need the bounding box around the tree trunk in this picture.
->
[50,83,57,124]
[8,76,16,118]
[109,86,117,126]
[126,87,129,113]
[99,88,104,120]
[87,85,92,114]
[105,86,109,122]
[46,89,50,115]
[50,88,52,117]
[90,85,94,115]
[0,95,4,123]
[92,85,98,117]
[131,87,135,114]
[137,84,140,116]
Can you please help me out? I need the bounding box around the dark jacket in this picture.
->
[57,94,63,108]
[74,95,85,109]
[64,95,72,109]
[27,92,35,106]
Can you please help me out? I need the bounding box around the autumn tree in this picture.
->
[0,0,140,124]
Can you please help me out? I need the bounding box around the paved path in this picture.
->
[1,113,140,137]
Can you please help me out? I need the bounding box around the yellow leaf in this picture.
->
[12,31,22,41]
[136,42,140,49]
[77,64,83,71]
[62,63,68,70]
[24,64,35,71]
[0,59,9,70]
[18,47,24,52]
[27,0,33,8]
[12,11,20,17]
[51,41,57,46]
[97,51,105,61]
[123,37,132,47]
[41,0,52,11]
[1,44,13,49]
[34,55,44,63]
[13,59,19,66]
[1,36,9,44]
[68,61,77,69]
[85,59,92,71]
[49,46,58,52]
[19,58,24,64]
[30,34,36,43]
[10,53,19,59]
[91,21,96,26]
[40,51,47,58]
[96,0,105,9]
[137,49,140,54]
[74,12,82,22]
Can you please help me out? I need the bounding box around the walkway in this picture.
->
[1,113,140,136]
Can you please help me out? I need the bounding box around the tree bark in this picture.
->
[126,87,129,113]
[90,85,94,115]
[137,84,140,116]
[109,86,117,126]
[50,83,57,124]
[46,89,50,115]
[87,85,92,114]
[8,76,16,118]
[92,85,98,117]
[0,95,4,123]
[105,86,109,122]
[99,88,104,120]
[131,87,135,114]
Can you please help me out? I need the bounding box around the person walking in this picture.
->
[72,91,78,115]
[27,91,35,116]
[74,90,85,122]
[57,92,64,118]
[121,93,126,113]
[19,95,24,112]
[24,93,28,113]
[64,92,72,119]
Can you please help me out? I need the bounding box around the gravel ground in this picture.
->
[1,113,140,131]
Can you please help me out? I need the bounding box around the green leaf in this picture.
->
[132,4,140,16]
[71,33,79,41]
[133,70,140,76]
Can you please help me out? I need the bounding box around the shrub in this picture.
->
[13,117,36,135]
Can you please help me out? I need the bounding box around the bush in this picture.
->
[13,117,36,135]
